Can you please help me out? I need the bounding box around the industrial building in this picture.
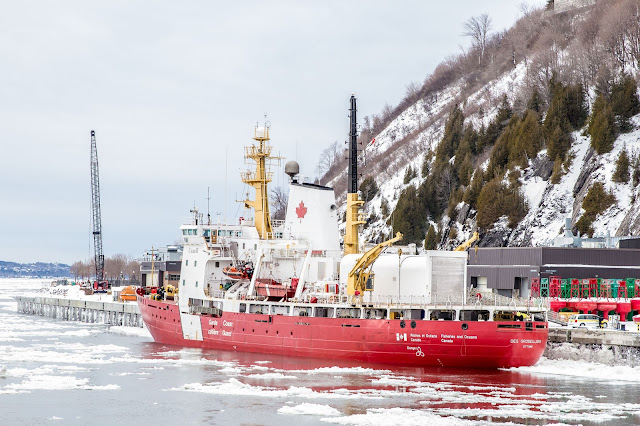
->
[467,247,640,298]
[140,245,182,290]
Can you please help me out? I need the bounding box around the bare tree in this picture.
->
[463,14,493,65]
[105,253,129,281]
[70,261,83,281]
[316,141,341,177]
[270,186,289,220]
[126,260,141,281]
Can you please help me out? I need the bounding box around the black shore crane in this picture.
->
[90,130,108,291]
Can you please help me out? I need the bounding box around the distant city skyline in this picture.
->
[0,0,546,263]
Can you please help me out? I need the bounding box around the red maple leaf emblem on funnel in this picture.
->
[296,201,307,219]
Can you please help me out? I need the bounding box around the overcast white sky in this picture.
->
[0,1,545,264]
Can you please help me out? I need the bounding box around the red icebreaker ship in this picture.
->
[139,111,548,369]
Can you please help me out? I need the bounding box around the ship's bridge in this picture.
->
[179,219,289,246]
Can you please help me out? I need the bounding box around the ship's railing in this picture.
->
[241,170,274,183]
[190,305,222,316]
[210,290,225,299]
[547,310,568,326]
[466,291,546,309]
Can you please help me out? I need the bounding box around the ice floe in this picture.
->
[278,402,341,416]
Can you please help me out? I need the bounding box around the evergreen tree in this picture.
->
[486,126,512,178]
[613,148,630,183]
[463,169,484,209]
[476,178,528,229]
[360,175,378,202]
[457,154,474,186]
[565,83,588,130]
[543,84,573,160]
[574,215,594,237]
[403,166,414,184]
[588,95,616,154]
[391,186,428,244]
[424,225,437,250]
[550,158,563,184]
[477,96,512,151]
[583,182,615,214]
[527,89,543,114]
[547,124,573,161]
[632,152,640,187]
[509,110,543,167]
[611,74,640,133]
[421,154,430,178]
[575,182,616,237]
[436,104,465,162]
[380,197,389,217]
[454,125,477,178]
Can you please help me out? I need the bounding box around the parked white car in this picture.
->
[568,314,607,329]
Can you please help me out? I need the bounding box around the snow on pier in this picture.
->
[14,295,143,328]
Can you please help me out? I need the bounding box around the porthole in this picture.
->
[400,320,406,329]
[410,320,416,329]
[461,323,469,330]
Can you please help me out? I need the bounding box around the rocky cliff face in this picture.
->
[324,3,640,249]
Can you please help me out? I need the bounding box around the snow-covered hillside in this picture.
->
[325,3,640,249]
[511,120,640,247]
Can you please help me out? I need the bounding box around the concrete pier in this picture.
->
[549,328,640,347]
[14,295,143,328]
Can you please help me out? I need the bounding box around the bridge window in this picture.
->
[294,306,311,316]
[364,308,387,319]
[313,307,334,318]
[428,310,456,321]
[337,308,361,319]
[249,304,267,314]
[391,309,423,320]
[460,310,490,321]
[270,305,290,315]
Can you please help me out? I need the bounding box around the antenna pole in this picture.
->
[348,95,358,193]
[344,95,365,255]
[225,147,228,225]
[207,187,211,225]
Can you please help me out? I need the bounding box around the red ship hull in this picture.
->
[138,296,548,369]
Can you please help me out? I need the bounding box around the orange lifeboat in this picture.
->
[223,266,250,280]
[119,286,138,301]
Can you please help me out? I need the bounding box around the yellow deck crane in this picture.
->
[347,232,403,297]
[454,231,479,251]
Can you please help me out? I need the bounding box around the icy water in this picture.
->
[2,280,640,425]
